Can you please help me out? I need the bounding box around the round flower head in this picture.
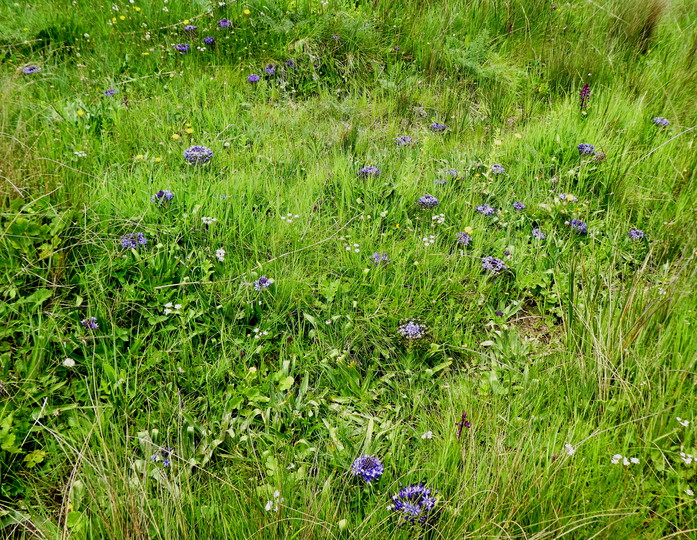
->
[81,317,98,330]
[628,228,646,240]
[151,190,174,204]
[183,145,213,165]
[577,143,596,156]
[652,117,670,127]
[264,64,276,76]
[121,232,147,249]
[218,18,232,28]
[476,204,496,216]
[491,164,505,174]
[569,219,588,234]
[394,135,414,146]
[247,74,261,83]
[532,227,546,239]
[22,65,41,74]
[358,166,381,178]
[398,321,426,340]
[103,88,118,96]
[482,256,506,274]
[455,232,472,246]
[417,194,439,209]
[184,25,197,32]
[284,59,296,69]
[512,201,525,210]
[253,275,273,291]
[390,484,439,528]
[429,122,447,133]
[330,34,340,40]
[370,252,391,265]
[174,43,190,54]
[203,36,215,45]
[351,455,384,483]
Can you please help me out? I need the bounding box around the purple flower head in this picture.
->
[628,228,646,240]
[429,122,447,133]
[264,64,276,76]
[351,455,384,483]
[577,143,596,156]
[503,250,511,257]
[417,194,439,209]
[103,88,118,97]
[532,227,546,239]
[569,219,588,234]
[358,166,381,178]
[394,135,414,146]
[217,18,232,28]
[22,65,41,74]
[121,233,147,249]
[445,168,458,177]
[456,412,471,437]
[284,59,296,69]
[174,43,190,54]
[247,74,261,83]
[652,117,670,127]
[482,256,506,274]
[184,25,197,32]
[393,45,400,51]
[370,252,391,265]
[455,232,472,246]
[81,317,98,330]
[398,321,426,340]
[491,164,505,175]
[203,36,215,45]
[330,34,340,40]
[151,190,174,204]
[390,484,439,527]
[183,145,213,165]
[253,275,273,291]
[579,83,591,109]
[476,204,496,216]
[512,201,525,210]
[495,310,504,317]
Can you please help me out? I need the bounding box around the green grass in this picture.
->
[1,0,696,538]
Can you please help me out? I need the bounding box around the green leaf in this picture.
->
[278,376,295,392]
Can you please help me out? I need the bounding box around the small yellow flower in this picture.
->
[395,223,400,228]
[185,123,191,127]
[142,52,149,55]
[474,173,480,178]
[514,133,522,139]
[185,128,194,134]
[154,157,162,162]
[494,139,502,146]
[464,226,474,234]
[119,15,125,20]
[22,27,29,31]
[76,110,84,116]
[111,17,117,22]
[243,8,251,15]
[135,154,144,160]
[172,134,181,140]
[133,6,141,11]
[183,19,190,24]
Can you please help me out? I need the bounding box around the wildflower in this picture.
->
[482,256,506,274]
[422,235,436,247]
[215,248,226,262]
[687,489,695,496]
[370,252,391,265]
[611,454,622,464]
[217,18,232,27]
[201,216,217,225]
[351,455,384,483]
[280,213,299,223]
[183,145,213,164]
[577,143,596,156]
[22,65,41,74]
[491,164,505,174]
[151,189,174,204]
[344,242,360,253]
[564,444,576,456]
[677,417,690,427]
[358,166,381,178]
[252,328,268,338]
[628,228,646,240]
[431,213,445,225]
[421,431,434,439]
[557,193,578,203]
[330,34,340,40]
[429,122,447,133]
[253,276,274,290]
[390,484,439,527]
[569,219,588,234]
[455,232,472,246]
[63,358,76,367]
[247,74,261,83]
[652,117,670,127]
[163,302,182,315]
[120,233,147,249]
[284,59,296,69]
[81,317,98,330]
[173,43,190,53]
[103,88,118,96]
[434,179,448,185]
[532,228,546,239]
[151,447,174,467]
[579,83,591,109]
[512,201,525,210]
[203,36,215,45]
[680,452,694,465]
[475,204,496,216]
[394,135,414,146]
[264,64,276,75]
[417,194,439,209]
[611,454,639,466]
[398,321,426,340]
[184,25,197,32]
[445,168,458,177]
[495,310,504,317]
[264,490,284,512]
[456,412,471,437]
[74,151,87,158]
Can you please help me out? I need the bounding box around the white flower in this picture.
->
[74,151,87,157]
[687,489,695,496]
[421,431,434,439]
[162,6,169,11]
[611,454,623,465]
[215,248,226,262]
[201,216,217,225]
[680,452,694,465]
[63,358,76,367]
[264,500,273,511]
[431,213,445,225]
[564,443,576,456]
[677,417,690,427]
[630,457,639,464]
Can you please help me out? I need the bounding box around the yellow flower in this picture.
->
[185,123,191,127]
[154,157,162,162]
[142,52,149,55]
[135,154,144,160]
[183,19,190,24]
[185,128,193,134]
[514,133,522,139]
[172,134,181,140]
[111,17,117,22]
[133,6,141,11]
[22,27,29,31]
[474,173,480,178]
[464,226,474,234]
[76,110,84,116]
[395,223,400,228]
[243,8,251,15]
[119,15,125,20]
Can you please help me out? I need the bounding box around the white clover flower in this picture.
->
[564,443,576,456]
[421,431,434,439]
[63,358,76,367]
[215,248,226,262]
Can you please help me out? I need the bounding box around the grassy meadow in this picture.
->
[1,0,696,537]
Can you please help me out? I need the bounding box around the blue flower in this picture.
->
[652,117,670,127]
[184,145,213,164]
[417,195,439,209]
[253,276,274,290]
[22,65,41,74]
[103,88,118,96]
[121,233,147,249]
[491,164,505,174]
[351,455,384,483]
[532,227,546,239]
[482,256,506,274]
[184,25,197,32]
[174,43,190,54]
[455,232,472,246]
[390,484,439,527]
[81,317,98,330]
[264,64,276,76]
[203,36,215,45]
[358,166,381,178]
[247,74,261,83]
[476,204,496,216]
[628,228,646,240]
[398,321,426,339]
[151,190,174,204]
[218,19,232,28]
[569,219,588,234]
[512,201,525,210]
[577,143,596,156]
[370,252,391,265]
[429,122,447,133]
[394,135,414,146]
